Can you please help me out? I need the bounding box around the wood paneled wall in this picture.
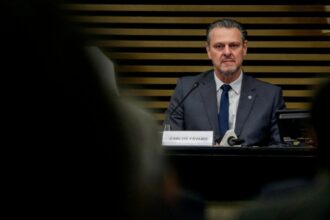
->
[64,3,330,123]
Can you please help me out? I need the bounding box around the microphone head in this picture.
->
[228,136,245,146]
[227,136,236,146]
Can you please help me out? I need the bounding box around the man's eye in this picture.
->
[215,45,224,49]
[230,44,240,48]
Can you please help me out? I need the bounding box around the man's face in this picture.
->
[206,27,247,77]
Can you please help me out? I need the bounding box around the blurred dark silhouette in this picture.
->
[2,1,205,219]
[85,46,119,95]
[2,1,164,219]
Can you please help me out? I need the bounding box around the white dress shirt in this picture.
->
[214,72,242,130]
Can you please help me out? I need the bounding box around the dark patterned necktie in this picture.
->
[218,84,231,137]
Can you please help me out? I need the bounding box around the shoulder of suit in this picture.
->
[244,74,281,90]
[180,69,213,83]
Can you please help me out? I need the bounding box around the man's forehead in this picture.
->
[212,40,242,44]
[211,27,241,33]
[210,27,242,39]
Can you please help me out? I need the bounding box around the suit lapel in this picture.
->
[199,71,219,135]
[235,75,257,136]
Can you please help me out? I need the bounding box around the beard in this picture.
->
[220,65,240,77]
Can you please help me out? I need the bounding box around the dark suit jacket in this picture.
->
[165,70,285,146]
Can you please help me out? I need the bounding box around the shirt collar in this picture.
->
[214,71,243,95]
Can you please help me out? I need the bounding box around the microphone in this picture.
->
[164,81,200,129]
[218,129,245,146]
[227,136,245,146]
[169,81,200,117]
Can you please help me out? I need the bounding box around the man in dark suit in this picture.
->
[165,19,285,146]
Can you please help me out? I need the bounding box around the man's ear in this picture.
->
[243,40,248,56]
[206,43,211,59]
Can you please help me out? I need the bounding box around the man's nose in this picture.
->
[223,45,231,55]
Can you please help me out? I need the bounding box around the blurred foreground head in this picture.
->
[2,1,164,219]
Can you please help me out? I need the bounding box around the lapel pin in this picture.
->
[248,95,252,100]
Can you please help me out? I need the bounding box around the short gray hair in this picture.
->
[206,18,248,43]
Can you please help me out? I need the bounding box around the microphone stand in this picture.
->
[164,81,200,131]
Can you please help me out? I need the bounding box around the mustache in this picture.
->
[222,59,235,62]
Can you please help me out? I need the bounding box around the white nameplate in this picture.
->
[162,131,214,146]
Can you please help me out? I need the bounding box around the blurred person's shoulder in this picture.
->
[118,98,162,139]
[237,174,330,220]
